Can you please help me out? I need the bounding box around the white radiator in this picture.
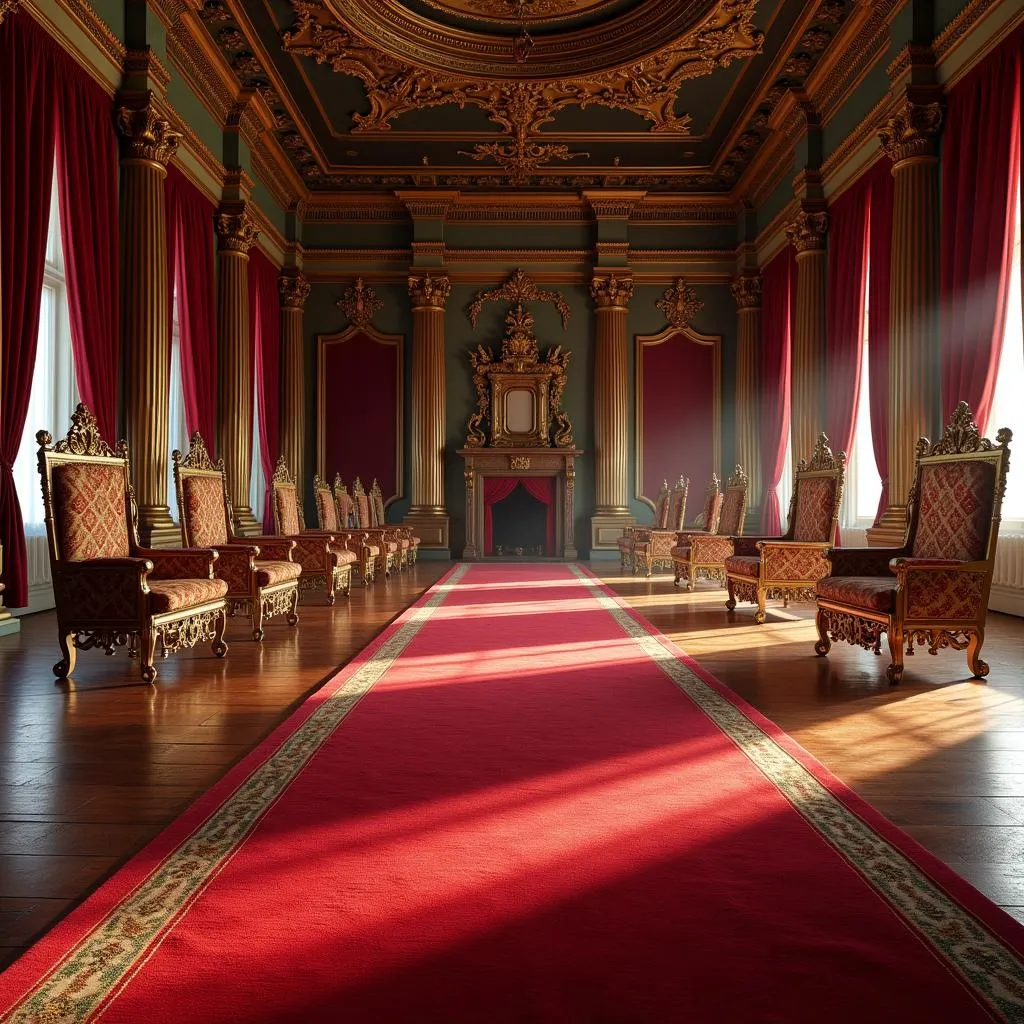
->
[991,531,1024,617]
[13,533,54,616]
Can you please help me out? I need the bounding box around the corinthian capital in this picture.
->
[279,272,310,311]
[408,273,451,310]
[118,98,182,167]
[215,207,259,253]
[731,274,763,310]
[878,99,943,165]
[590,274,634,310]
[786,210,829,254]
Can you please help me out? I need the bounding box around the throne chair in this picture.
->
[672,466,749,590]
[330,476,379,583]
[37,404,228,683]
[724,434,845,624]
[353,477,399,576]
[370,479,419,567]
[633,476,690,577]
[618,480,668,572]
[173,432,300,641]
[815,402,1011,684]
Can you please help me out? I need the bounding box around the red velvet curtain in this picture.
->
[167,166,218,447]
[55,65,118,444]
[0,14,59,608]
[825,173,872,545]
[759,247,795,536]
[250,248,281,532]
[940,29,1023,430]
[866,158,894,526]
[483,478,556,555]
[520,477,556,555]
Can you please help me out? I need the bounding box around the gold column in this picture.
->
[279,272,309,483]
[590,273,635,552]
[732,274,763,531]
[786,210,829,466]
[118,100,182,548]
[215,206,260,536]
[870,99,943,546]
[403,273,451,552]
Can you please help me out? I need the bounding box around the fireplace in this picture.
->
[488,479,554,556]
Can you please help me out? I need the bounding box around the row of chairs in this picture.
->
[34,405,418,684]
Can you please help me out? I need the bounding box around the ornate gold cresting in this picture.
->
[656,278,704,329]
[785,209,829,253]
[878,99,943,164]
[335,277,383,328]
[468,267,570,328]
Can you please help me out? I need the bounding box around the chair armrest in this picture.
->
[890,557,976,571]
[290,535,333,570]
[892,558,990,618]
[675,529,710,545]
[137,547,217,580]
[733,535,778,556]
[759,541,832,581]
[688,535,735,561]
[825,548,905,577]
[56,557,153,576]
[245,537,297,561]
[300,529,337,544]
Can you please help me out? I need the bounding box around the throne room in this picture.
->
[0,0,1023,1019]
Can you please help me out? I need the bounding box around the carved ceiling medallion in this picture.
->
[418,0,617,25]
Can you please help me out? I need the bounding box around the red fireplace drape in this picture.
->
[940,28,1023,431]
[167,166,218,447]
[55,63,118,445]
[0,14,59,608]
[825,172,872,546]
[250,248,281,532]
[866,158,894,526]
[483,478,556,556]
[759,247,795,536]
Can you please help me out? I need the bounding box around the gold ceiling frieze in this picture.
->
[418,0,618,27]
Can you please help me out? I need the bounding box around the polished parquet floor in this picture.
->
[1,561,1023,970]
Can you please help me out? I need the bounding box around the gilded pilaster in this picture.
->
[404,273,451,552]
[870,98,943,546]
[279,272,310,486]
[786,210,829,467]
[118,98,182,547]
[590,273,634,552]
[215,206,259,536]
[732,274,763,531]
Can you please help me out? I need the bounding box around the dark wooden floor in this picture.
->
[1,560,1023,971]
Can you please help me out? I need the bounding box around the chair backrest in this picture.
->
[669,476,689,530]
[173,431,233,549]
[700,474,722,533]
[314,474,339,531]
[787,434,846,542]
[653,480,670,529]
[352,477,371,529]
[271,456,303,536]
[718,465,749,536]
[333,474,354,528]
[37,404,134,564]
[370,480,388,528]
[907,402,1011,565]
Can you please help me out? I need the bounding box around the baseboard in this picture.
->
[989,584,1024,618]
[13,581,55,617]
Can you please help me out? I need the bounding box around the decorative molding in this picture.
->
[408,273,452,310]
[24,0,126,73]
[656,279,704,329]
[336,278,383,328]
[933,0,1005,64]
[279,272,311,311]
[590,274,634,310]
[878,99,943,164]
[467,268,571,329]
[215,207,260,253]
[118,99,183,167]
[459,137,590,186]
[786,209,829,254]
[125,46,172,93]
[584,191,647,219]
[395,191,460,219]
[731,274,763,310]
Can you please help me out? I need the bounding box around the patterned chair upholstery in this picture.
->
[270,458,354,603]
[724,434,845,624]
[370,479,419,567]
[633,476,690,577]
[173,432,300,641]
[331,476,379,584]
[815,403,1011,684]
[353,477,399,576]
[618,481,667,571]
[37,404,228,683]
[672,466,749,591]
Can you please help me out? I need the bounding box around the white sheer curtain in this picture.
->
[166,294,189,523]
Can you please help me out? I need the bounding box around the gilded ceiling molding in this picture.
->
[395,191,460,219]
[468,269,571,328]
[419,0,617,27]
[280,271,312,311]
[785,209,829,254]
[933,0,1007,65]
[335,278,382,327]
[878,100,943,164]
[118,99,183,166]
[165,13,235,123]
[656,279,704,329]
[408,274,452,310]
[448,249,591,264]
[125,47,173,93]
[584,190,646,219]
[731,274,763,310]
[631,200,737,225]
[458,137,589,185]
[215,208,260,252]
[590,274,634,309]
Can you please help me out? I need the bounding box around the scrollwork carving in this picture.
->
[118,98,183,166]
[590,274,634,309]
[408,273,451,310]
[878,99,943,164]
[336,277,383,327]
[731,275,762,310]
[215,209,259,253]
[786,209,829,254]
[656,278,704,329]
[468,269,570,329]
[40,404,119,459]
[916,401,1012,459]
[279,272,311,311]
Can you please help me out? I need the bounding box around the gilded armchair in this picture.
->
[331,476,378,583]
[633,476,690,577]
[370,479,419,567]
[672,466,749,590]
[618,481,667,571]
[815,403,1011,684]
[353,477,399,576]
[724,435,845,624]
[37,404,228,683]
[270,457,355,603]
[173,432,300,641]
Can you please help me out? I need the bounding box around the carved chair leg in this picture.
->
[967,629,989,680]
[886,628,905,685]
[753,586,767,625]
[287,587,300,627]
[140,627,158,684]
[212,609,228,658]
[673,562,682,586]
[814,606,831,656]
[687,565,696,592]
[252,595,265,642]
[725,577,737,611]
[326,572,337,607]
[53,630,77,679]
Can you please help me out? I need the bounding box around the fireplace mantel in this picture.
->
[457,448,582,560]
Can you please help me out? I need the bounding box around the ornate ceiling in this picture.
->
[195,0,853,192]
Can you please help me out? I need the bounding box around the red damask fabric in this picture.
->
[52,463,130,562]
[691,536,735,562]
[55,566,141,620]
[184,475,229,548]
[330,545,359,566]
[337,491,354,526]
[828,548,902,577]
[356,495,372,529]
[905,569,986,619]
[762,545,831,581]
[670,545,692,560]
[718,489,744,536]
[724,555,760,579]
[816,576,896,613]
[655,493,670,530]
[318,491,339,531]
[290,537,329,570]
[214,548,255,596]
[255,560,302,588]
[275,488,302,537]
[793,477,837,543]
[912,461,996,562]
[145,549,213,580]
[147,577,227,614]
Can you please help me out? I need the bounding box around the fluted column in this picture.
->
[403,273,451,553]
[118,100,181,547]
[279,272,310,482]
[590,274,635,552]
[786,210,829,466]
[732,274,763,530]
[215,206,259,536]
[870,98,943,545]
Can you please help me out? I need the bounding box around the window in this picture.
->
[13,171,76,534]
[167,292,189,519]
[777,428,793,529]
[250,380,265,527]
[986,179,1023,528]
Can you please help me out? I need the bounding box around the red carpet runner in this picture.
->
[3,563,1024,1022]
